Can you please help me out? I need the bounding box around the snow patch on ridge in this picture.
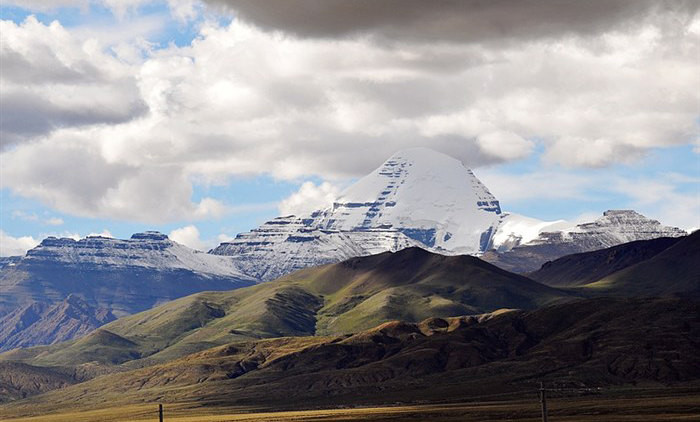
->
[25,232,252,280]
[492,213,570,251]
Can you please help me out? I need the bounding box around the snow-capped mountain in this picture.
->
[0,232,255,351]
[309,148,503,253]
[482,210,688,273]
[211,148,504,280]
[211,149,687,281]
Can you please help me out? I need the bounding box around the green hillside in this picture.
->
[2,297,697,418]
[1,247,569,370]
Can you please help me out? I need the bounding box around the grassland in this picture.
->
[2,389,699,422]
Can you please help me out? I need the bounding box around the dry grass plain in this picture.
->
[3,390,699,422]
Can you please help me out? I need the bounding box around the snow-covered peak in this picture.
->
[311,148,502,254]
[337,147,497,204]
[564,210,688,243]
[492,213,571,251]
[493,209,688,252]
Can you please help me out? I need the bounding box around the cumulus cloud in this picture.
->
[0,17,147,148]
[278,181,340,217]
[169,225,206,250]
[0,3,698,223]
[0,128,226,222]
[0,0,89,10]
[478,170,596,202]
[0,230,39,256]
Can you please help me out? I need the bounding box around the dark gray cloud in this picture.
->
[205,0,698,42]
[0,88,147,149]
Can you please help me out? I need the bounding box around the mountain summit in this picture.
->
[212,148,503,280]
[309,148,502,252]
[212,148,686,281]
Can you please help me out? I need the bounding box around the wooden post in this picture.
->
[539,382,548,422]
[159,403,164,422]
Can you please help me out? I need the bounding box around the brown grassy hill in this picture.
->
[2,297,697,418]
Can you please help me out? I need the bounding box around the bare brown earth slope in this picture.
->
[1,296,697,419]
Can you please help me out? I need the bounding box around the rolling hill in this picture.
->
[1,296,697,418]
[528,236,684,287]
[583,229,700,296]
[0,247,570,371]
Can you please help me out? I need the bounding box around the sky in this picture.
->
[0,0,698,255]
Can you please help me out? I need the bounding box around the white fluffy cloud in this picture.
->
[0,17,147,147]
[278,181,340,217]
[0,5,698,223]
[0,230,39,256]
[169,224,205,250]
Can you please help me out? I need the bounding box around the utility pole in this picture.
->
[159,403,164,422]
[539,382,548,422]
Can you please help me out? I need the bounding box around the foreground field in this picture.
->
[3,390,699,422]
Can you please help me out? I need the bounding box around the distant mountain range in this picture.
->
[211,148,686,280]
[3,230,697,375]
[483,209,688,273]
[0,232,255,351]
[210,147,505,280]
[0,228,698,414]
[0,149,688,351]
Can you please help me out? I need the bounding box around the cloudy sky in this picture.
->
[1,0,698,255]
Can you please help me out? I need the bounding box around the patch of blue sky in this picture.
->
[1,174,305,245]
[0,2,205,49]
[0,4,113,27]
[482,143,699,223]
[189,175,300,239]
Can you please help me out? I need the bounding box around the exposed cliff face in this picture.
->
[212,148,503,281]
[0,232,256,351]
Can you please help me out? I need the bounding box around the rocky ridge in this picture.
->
[0,232,256,351]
